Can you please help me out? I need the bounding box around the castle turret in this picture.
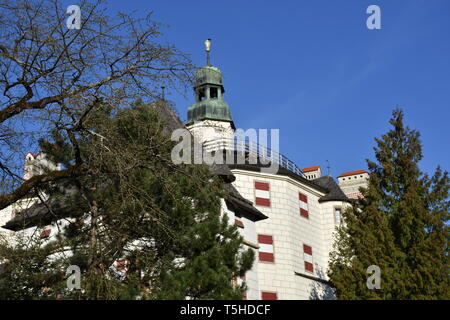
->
[337,169,369,199]
[24,152,60,180]
[302,165,321,180]
[187,40,235,145]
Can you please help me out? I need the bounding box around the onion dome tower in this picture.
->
[187,39,235,145]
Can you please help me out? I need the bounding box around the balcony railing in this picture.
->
[202,137,303,176]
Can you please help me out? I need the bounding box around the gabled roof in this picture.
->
[25,152,42,159]
[313,176,350,203]
[2,182,268,231]
[227,157,328,194]
[2,196,76,231]
[227,155,350,203]
[2,101,269,231]
[225,184,267,221]
[151,100,235,183]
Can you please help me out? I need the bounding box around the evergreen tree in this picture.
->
[328,109,449,299]
[0,101,253,299]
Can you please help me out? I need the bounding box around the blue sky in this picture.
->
[104,0,450,177]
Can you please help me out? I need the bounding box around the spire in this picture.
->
[187,39,234,128]
[205,38,211,66]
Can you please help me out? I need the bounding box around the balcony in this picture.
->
[202,137,303,176]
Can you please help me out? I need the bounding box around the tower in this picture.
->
[337,169,369,199]
[187,39,235,147]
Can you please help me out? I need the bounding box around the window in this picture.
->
[235,217,244,228]
[115,259,128,272]
[198,88,206,101]
[258,234,274,262]
[303,244,314,273]
[254,181,270,207]
[210,87,218,99]
[40,228,51,239]
[334,207,342,226]
[261,292,278,300]
[299,193,309,218]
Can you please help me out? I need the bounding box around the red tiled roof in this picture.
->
[339,169,368,177]
[302,165,321,173]
[26,152,41,159]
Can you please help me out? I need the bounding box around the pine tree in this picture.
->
[0,100,253,299]
[328,109,449,300]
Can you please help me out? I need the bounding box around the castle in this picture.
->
[0,42,369,300]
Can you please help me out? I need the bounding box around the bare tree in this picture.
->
[0,0,193,208]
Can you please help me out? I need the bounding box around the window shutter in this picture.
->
[258,234,274,262]
[261,292,278,300]
[299,193,309,218]
[255,181,270,207]
[40,228,51,239]
[303,244,314,273]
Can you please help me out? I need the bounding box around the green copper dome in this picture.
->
[187,64,234,126]
[194,65,223,87]
[187,99,232,123]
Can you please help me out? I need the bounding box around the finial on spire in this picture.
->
[205,38,211,66]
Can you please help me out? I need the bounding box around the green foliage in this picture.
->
[0,101,253,299]
[328,109,450,299]
[0,235,64,300]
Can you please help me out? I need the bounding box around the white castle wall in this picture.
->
[187,120,234,146]
[231,169,348,300]
[1,135,353,300]
[24,152,60,180]
[319,201,350,274]
[1,152,55,240]
[0,197,41,241]
[220,199,260,300]
[0,205,13,240]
